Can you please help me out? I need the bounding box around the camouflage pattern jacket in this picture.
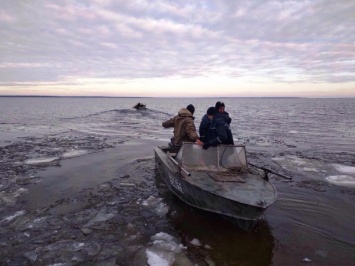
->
[162,108,199,146]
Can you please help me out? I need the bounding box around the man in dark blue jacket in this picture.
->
[202,107,234,150]
[215,101,232,125]
[199,101,232,142]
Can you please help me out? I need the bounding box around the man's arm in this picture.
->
[162,118,174,128]
[220,112,232,124]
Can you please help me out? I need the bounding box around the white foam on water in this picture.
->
[25,157,59,165]
[325,175,355,188]
[61,149,88,159]
[332,164,355,176]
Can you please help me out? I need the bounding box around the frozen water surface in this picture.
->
[0,97,354,265]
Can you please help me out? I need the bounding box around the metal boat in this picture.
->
[154,143,277,230]
[133,103,146,109]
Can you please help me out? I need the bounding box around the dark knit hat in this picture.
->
[215,101,225,110]
[207,107,217,116]
[186,104,195,114]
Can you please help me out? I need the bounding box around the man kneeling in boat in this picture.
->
[202,107,234,150]
[162,104,203,147]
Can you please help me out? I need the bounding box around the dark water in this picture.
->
[0,97,354,265]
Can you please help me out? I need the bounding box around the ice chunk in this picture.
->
[151,232,175,243]
[84,208,115,227]
[0,188,28,205]
[325,175,355,188]
[146,249,172,266]
[332,164,355,176]
[25,157,59,165]
[142,196,159,206]
[141,196,169,216]
[272,155,306,165]
[61,149,88,159]
[303,167,319,172]
[302,257,312,263]
[146,232,189,266]
[155,202,169,216]
[23,251,37,263]
[0,210,26,224]
[190,238,202,246]
[119,182,136,187]
[151,233,185,253]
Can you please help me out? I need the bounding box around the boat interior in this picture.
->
[162,143,251,182]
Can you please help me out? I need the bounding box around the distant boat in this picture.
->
[133,102,146,110]
[154,143,278,230]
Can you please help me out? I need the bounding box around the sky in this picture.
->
[0,0,354,97]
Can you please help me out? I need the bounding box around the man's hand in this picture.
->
[202,142,210,150]
[196,139,203,146]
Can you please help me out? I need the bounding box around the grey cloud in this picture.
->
[0,0,354,87]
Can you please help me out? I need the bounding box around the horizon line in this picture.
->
[1,95,353,99]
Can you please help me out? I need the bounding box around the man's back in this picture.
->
[162,107,199,146]
[206,114,234,146]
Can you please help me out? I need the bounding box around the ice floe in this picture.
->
[146,249,172,266]
[24,157,59,165]
[325,164,355,188]
[0,188,29,205]
[303,167,319,172]
[146,232,187,266]
[0,210,27,224]
[332,164,355,176]
[272,155,307,166]
[325,175,355,188]
[189,238,202,246]
[139,196,169,216]
[83,208,116,228]
[61,149,88,159]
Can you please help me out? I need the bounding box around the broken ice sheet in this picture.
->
[83,207,116,228]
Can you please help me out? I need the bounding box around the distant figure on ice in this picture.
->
[162,104,202,147]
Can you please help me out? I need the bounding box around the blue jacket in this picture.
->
[219,111,232,125]
[205,114,234,146]
[199,114,211,142]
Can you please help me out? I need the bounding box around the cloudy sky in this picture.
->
[0,0,354,97]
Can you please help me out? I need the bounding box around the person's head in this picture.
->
[215,101,225,113]
[186,104,195,115]
[207,107,217,120]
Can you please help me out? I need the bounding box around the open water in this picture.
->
[0,96,354,265]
